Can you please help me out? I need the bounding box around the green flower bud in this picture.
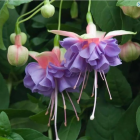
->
[70,1,78,19]
[8,35,29,66]
[119,41,140,62]
[41,4,55,18]
[7,45,29,66]
[10,32,27,45]
[120,6,140,19]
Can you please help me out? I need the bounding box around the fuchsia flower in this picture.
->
[49,23,136,120]
[23,47,83,140]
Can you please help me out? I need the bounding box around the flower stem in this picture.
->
[18,7,41,25]
[58,0,63,30]
[88,0,91,12]
[17,1,44,23]
[17,0,55,25]
[48,127,53,140]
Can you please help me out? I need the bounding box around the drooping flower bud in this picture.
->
[120,6,140,19]
[10,32,27,45]
[41,3,55,18]
[8,35,28,66]
[70,1,78,19]
[119,41,140,62]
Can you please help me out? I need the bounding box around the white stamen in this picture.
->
[90,70,98,120]
[74,72,82,89]
[62,92,67,126]
[77,69,87,104]
[84,71,90,89]
[102,71,112,100]
[66,91,79,121]
[54,79,60,140]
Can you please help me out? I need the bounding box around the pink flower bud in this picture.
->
[120,6,140,19]
[7,35,28,66]
[10,32,27,45]
[119,41,140,62]
[70,1,78,19]
[41,4,55,18]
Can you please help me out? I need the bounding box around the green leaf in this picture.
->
[11,117,48,133]
[78,136,91,140]
[0,109,34,119]
[0,73,9,109]
[0,112,11,135]
[105,67,132,106]
[86,98,124,140]
[0,137,11,140]
[27,93,39,103]
[9,132,24,140]
[136,106,140,133]
[31,37,47,46]
[11,100,42,113]
[8,0,33,6]
[91,1,122,32]
[0,2,9,50]
[58,117,81,140]
[116,0,139,6]
[29,110,49,125]
[14,128,50,140]
[114,94,140,140]
[120,11,133,44]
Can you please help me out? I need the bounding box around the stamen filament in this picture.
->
[48,95,54,127]
[90,70,97,120]
[62,92,67,126]
[102,71,112,100]
[74,72,82,89]
[45,95,52,115]
[54,79,60,140]
[66,91,79,121]
[84,71,90,89]
[99,71,104,81]
[77,69,87,104]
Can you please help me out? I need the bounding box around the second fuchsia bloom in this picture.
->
[49,21,136,120]
[24,47,83,140]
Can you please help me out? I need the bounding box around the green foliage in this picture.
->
[14,128,50,140]
[0,73,9,109]
[0,112,11,135]
[0,2,9,50]
[116,0,139,6]
[86,97,124,140]
[8,0,33,6]
[114,94,140,140]
[105,67,132,106]
[58,117,81,140]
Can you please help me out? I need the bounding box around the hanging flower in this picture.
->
[49,17,136,120]
[23,47,83,140]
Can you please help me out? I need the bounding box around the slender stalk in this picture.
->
[58,0,63,30]
[48,127,53,140]
[88,0,91,12]
[17,0,55,25]
[17,1,44,22]
[18,8,41,25]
